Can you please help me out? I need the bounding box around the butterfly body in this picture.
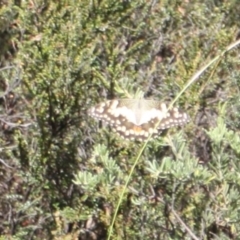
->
[89,99,189,140]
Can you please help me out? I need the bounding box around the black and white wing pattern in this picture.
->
[88,99,189,140]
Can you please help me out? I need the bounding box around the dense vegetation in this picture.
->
[1,0,240,239]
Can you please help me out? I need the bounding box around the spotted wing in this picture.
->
[88,99,189,140]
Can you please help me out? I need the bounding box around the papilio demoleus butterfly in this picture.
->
[88,99,189,141]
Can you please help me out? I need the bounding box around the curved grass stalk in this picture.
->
[107,39,240,240]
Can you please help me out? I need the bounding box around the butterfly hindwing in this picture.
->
[88,99,189,140]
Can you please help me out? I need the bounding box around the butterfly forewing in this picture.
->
[88,99,189,140]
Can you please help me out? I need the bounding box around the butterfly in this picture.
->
[88,99,189,140]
